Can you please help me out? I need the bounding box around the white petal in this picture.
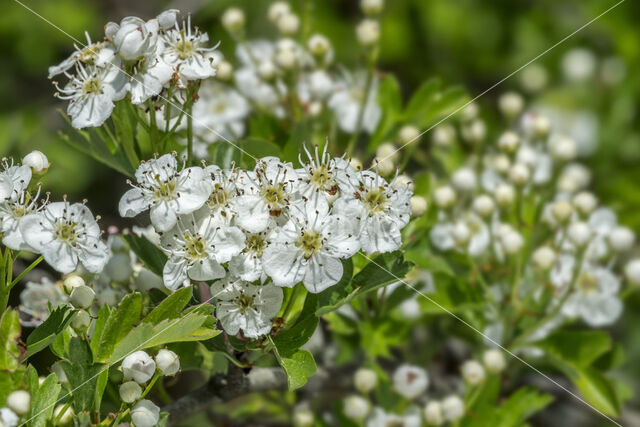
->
[233,195,270,233]
[42,241,78,274]
[77,239,109,273]
[303,254,343,293]
[150,202,178,232]
[262,246,305,287]
[119,188,149,217]
[211,226,246,263]
[163,257,188,290]
[188,257,226,282]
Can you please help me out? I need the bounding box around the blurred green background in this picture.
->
[1,0,639,423]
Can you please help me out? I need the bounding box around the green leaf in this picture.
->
[573,366,621,417]
[61,338,105,413]
[493,387,553,427]
[273,294,318,353]
[25,306,75,359]
[89,304,111,356]
[0,309,21,370]
[539,330,612,368]
[143,286,193,324]
[240,138,281,165]
[403,80,468,128]
[281,121,311,163]
[122,232,168,277]
[212,143,243,169]
[350,251,413,297]
[403,78,442,122]
[95,293,143,362]
[0,367,25,405]
[28,373,62,427]
[271,345,317,391]
[417,274,484,314]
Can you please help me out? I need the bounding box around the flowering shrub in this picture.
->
[0,1,637,426]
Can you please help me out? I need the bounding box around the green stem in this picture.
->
[281,284,301,321]
[186,103,194,166]
[10,255,43,289]
[52,401,72,425]
[147,99,158,154]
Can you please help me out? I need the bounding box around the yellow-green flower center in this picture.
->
[83,78,101,95]
[296,230,323,258]
[237,293,255,311]
[577,272,597,293]
[184,234,207,259]
[174,32,195,59]
[56,223,78,243]
[364,188,387,214]
[261,183,286,207]
[311,164,331,189]
[246,234,267,257]
[153,177,176,200]
[208,184,229,208]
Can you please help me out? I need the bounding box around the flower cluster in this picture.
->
[119,148,412,337]
[49,9,218,128]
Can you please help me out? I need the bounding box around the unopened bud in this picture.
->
[356,19,380,46]
[69,285,95,309]
[23,150,50,174]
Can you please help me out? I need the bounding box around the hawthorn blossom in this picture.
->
[210,276,283,338]
[0,185,46,252]
[367,407,422,427]
[20,201,108,274]
[128,48,173,104]
[105,16,160,60]
[296,145,358,204]
[328,72,381,134]
[119,154,212,232]
[160,209,245,290]
[191,81,250,143]
[228,223,275,282]
[0,162,32,201]
[48,32,115,78]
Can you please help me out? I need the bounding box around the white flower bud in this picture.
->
[119,381,142,403]
[7,391,30,415]
[498,92,524,118]
[493,154,511,174]
[361,0,384,15]
[63,275,85,294]
[572,191,597,215]
[432,124,455,147]
[461,120,486,144]
[122,351,156,384]
[399,125,420,144]
[494,184,515,207]
[222,8,245,33]
[52,362,68,383]
[562,48,596,82]
[472,195,495,217]
[521,64,548,93]
[497,131,520,153]
[307,101,323,117]
[392,365,428,399]
[53,404,74,425]
[293,407,314,427]
[372,157,395,176]
[105,253,134,283]
[532,114,551,138]
[69,285,95,309]
[157,9,179,30]
[442,394,464,421]
[71,310,91,330]
[356,19,380,46]
[277,13,300,35]
[343,395,370,421]
[460,103,478,122]
[501,231,524,255]
[275,48,297,69]
[257,61,277,81]
[424,401,444,426]
[452,222,471,246]
[567,221,592,247]
[268,2,291,23]
[533,246,556,270]
[130,400,160,427]
[461,360,485,385]
[349,158,363,171]
[452,168,477,192]
[625,259,640,285]
[155,349,180,375]
[434,186,456,208]
[482,349,506,373]
[558,164,591,193]
[376,142,399,163]
[550,135,577,161]
[216,60,233,81]
[509,163,530,186]
[23,150,50,174]
[354,368,378,393]
[411,196,428,217]
[393,175,414,190]
[551,201,573,223]
[0,408,19,427]
[112,18,156,60]
[307,34,331,57]
[609,227,635,252]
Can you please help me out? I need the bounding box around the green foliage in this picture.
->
[273,294,318,353]
[143,286,193,324]
[61,338,104,413]
[0,309,20,370]
[94,293,143,362]
[122,233,168,277]
[271,342,317,391]
[28,373,62,427]
[25,305,75,358]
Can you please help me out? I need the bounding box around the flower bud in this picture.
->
[461,120,486,144]
[482,349,506,373]
[434,186,456,208]
[452,222,471,246]
[71,310,91,330]
[257,61,277,81]
[493,154,511,174]
[343,395,370,421]
[308,101,323,117]
[157,9,179,30]
[497,131,520,153]
[424,401,444,426]
[410,196,427,217]
[432,124,455,147]
[608,227,635,252]
[119,381,142,403]
[221,8,245,33]
[293,406,314,427]
[376,142,399,163]
[53,404,74,425]
[349,157,363,171]
[472,195,495,217]
[399,125,420,144]
[372,157,395,176]
[572,191,597,215]
[501,231,524,255]
[356,19,380,46]
[494,184,515,207]
[354,368,377,393]
[558,164,591,194]
[452,168,477,192]
[625,259,640,285]
[393,175,414,190]
[361,0,384,15]
[532,115,551,138]
[461,103,478,122]
[52,362,68,383]
[112,17,157,60]
[567,221,592,247]
[275,48,297,69]
[549,135,577,161]
[23,150,50,174]
[521,64,548,93]
[155,349,180,375]
[508,163,530,186]
[551,201,573,223]
[277,13,300,35]
[268,2,290,23]
[307,34,331,57]
[0,408,19,427]
[442,394,464,421]
[7,390,30,415]
[105,253,134,283]
[498,92,524,118]
[461,360,485,385]
[533,246,556,270]
[393,365,428,400]
[122,351,156,384]
[130,399,160,427]
[216,60,233,81]
[69,285,95,309]
[63,275,85,294]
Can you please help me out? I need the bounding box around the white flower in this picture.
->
[562,265,622,327]
[494,184,515,206]
[119,381,142,403]
[71,310,91,330]
[367,407,422,427]
[210,277,283,338]
[483,349,506,373]
[6,391,30,415]
[498,92,524,117]
[22,151,50,174]
[106,16,160,60]
[19,278,67,327]
[356,19,380,46]
[292,406,314,427]
[573,191,597,215]
[424,401,444,426]
[119,154,212,232]
[361,0,385,15]
[228,223,274,283]
[48,32,115,79]
[263,200,359,292]
[354,368,378,393]
[562,48,596,82]
[497,131,520,153]
[296,145,358,205]
[343,395,370,421]
[277,13,300,35]
[333,171,411,253]
[54,62,127,129]
[121,351,156,384]
[452,167,477,192]
[155,349,180,375]
[130,400,160,427]
[625,259,640,285]
[269,2,291,23]
[500,229,524,255]
[328,72,381,134]
[233,157,299,233]
[0,184,45,252]
[0,162,31,202]
[69,285,95,309]
[410,196,427,217]
[567,221,592,247]
[160,209,245,290]
[0,408,18,427]
[192,82,250,144]
[157,9,180,30]
[608,226,634,252]
[441,395,464,421]
[532,246,556,270]
[20,201,108,274]
[461,360,485,385]
[307,34,331,58]
[392,365,428,400]
[128,49,173,104]
[297,70,334,104]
